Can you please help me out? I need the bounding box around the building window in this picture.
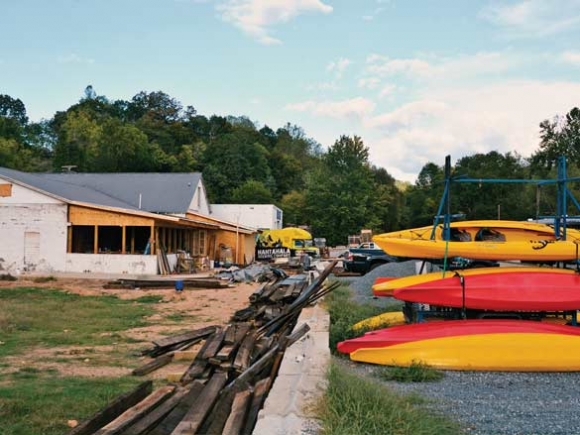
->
[0,183,12,197]
[192,229,206,255]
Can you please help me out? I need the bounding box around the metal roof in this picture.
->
[0,167,201,213]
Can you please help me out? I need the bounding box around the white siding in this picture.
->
[65,254,158,274]
[0,180,68,273]
[211,204,283,230]
[188,180,210,215]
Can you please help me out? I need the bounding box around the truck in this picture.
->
[257,227,320,257]
[342,243,397,275]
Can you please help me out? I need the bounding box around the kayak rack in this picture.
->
[432,155,580,273]
[404,302,579,327]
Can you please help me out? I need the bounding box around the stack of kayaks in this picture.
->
[338,221,580,371]
[372,220,580,262]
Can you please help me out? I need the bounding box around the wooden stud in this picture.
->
[222,389,251,435]
[66,381,152,435]
[93,386,175,435]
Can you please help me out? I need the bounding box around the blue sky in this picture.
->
[2,0,580,182]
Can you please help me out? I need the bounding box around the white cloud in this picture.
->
[367,100,448,130]
[358,77,380,89]
[480,0,580,37]
[364,51,517,83]
[561,51,580,66]
[366,56,434,78]
[57,54,95,64]
[217,0,332,44]
[286,97,375,119]
[327,57,351,77]
[378,83,396,98]
[366,80,580,182]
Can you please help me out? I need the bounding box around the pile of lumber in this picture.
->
[103,278,230,290]
[68,260,338,435]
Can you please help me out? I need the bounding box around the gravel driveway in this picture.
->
[337,261,580,435]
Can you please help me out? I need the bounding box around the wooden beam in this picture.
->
[119,386,190,435]
[94,226,99,254]
[222,389,251,435]
[66,381,152,435]
[93,385,175,435]
[132,353,174,377]
[170,372,228,435]
[121,225,126,255]
[67,225,73,253]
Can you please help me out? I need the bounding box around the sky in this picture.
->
[2,0,580,182]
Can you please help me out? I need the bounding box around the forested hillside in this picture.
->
[1,87,579,246]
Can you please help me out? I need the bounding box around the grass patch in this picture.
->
[375,361,445,383]
[133,294,164,304]
[326,283,396,351]
[317,361,460,435]
[0,287,155,358]
[0,370,145,435]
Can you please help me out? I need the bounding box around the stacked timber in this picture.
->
[103,278,230,290]
[68,260,338,435]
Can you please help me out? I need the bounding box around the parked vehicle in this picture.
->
[342,243,396,275]
[257,227,320,257]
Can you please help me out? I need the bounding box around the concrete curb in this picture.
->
[253,303,330,434]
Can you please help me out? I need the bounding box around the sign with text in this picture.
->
[255,247,290,261]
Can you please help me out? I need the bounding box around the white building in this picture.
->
[211,204,283,230]
[0,168,257,275]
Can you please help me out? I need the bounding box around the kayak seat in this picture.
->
[475,228,506,242]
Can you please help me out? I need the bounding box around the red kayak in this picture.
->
[337,319,580,354]
[392,270,580,311]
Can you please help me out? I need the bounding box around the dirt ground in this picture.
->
[0,275,261,379]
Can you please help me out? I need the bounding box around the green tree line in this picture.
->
[1,87,579,246]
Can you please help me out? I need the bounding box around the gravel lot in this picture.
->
[337,261,580,435]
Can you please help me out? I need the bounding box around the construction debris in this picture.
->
[67,260,338,435]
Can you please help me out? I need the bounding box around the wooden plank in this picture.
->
[215,344,236,361]
[242,378,270,435]
[132,353,174,377]
[147,381,205,435]
[170,372,228,435]
[223,324,234,344]
[233,331,257,372]
[153,326,218,349]
[119,387,190,435]
[222,389,251,435]
[67,381,153,435]
[200,328,225,360]
[196,389,236,435]
[94,386,175,435]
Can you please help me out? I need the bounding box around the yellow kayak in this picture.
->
[382,220,580,243]
[353,311,406,331]
[339,319,580,371]
[372,237,580,262]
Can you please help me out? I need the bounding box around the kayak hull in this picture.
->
[338,320,580,371]
[372,266,576,297]
[372,237,580,261]
[392,270,580,311]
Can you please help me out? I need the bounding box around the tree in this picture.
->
[531,107,580,172]
[452,151,533,220]
[231,180,274,203]
[0,94,28,141]
[52,110,101,171]
[304,135,378,246]
[279,190,307,226]
[201,131,272,202]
